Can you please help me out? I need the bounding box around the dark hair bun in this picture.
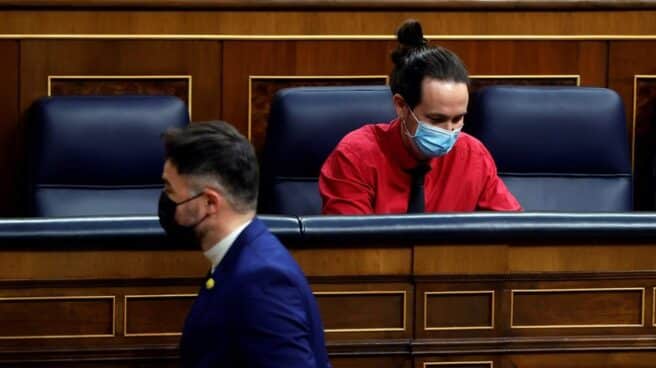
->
[391,19,428,66]
[397,19,426,47]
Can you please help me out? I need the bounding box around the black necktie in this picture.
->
[407,163,430,213]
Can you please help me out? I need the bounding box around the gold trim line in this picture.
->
[632,75,656,174]
[247,75,389,142]
[424,361,493,367]
[470,74,580,86]
[652,286,655,328]
[123,293,197,337]
[0,295,115,339]
[511,287,645,329]
[47,75,193,119]
[313,290,407,333]
[423,290,495,331]
[4,34,656,40]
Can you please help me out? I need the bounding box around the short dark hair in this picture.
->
[390,19,470,109]
[163,121,258,212]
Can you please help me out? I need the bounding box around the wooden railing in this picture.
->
[0,0,655,10]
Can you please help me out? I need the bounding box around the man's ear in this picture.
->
[392,94,407,121]
[203,188,224,215]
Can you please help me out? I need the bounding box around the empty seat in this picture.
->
[467,86,632,211]
[27,95,189,217]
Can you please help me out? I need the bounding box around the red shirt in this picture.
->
[319,118,521,214]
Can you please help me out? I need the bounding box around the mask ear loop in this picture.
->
[402,118,413,138]
[403,104,420,138]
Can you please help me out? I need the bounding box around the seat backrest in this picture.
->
[27,95,189,217]
[260,86,396,215]
[467,86,632,211]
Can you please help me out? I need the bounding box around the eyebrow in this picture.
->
[425,112,467,120]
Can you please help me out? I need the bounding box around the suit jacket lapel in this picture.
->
[210,217,267,280]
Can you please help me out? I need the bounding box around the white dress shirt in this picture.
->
[203,220,252,273]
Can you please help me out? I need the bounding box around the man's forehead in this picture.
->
[419,82,468,110]
[421,79,467,95]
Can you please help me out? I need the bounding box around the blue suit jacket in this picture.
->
[179,217,331,368]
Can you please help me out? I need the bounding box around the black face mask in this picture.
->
[158,191,205,248]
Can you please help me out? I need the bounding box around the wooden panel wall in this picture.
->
[221,40,395,153]
[609,41,656,210]
[0,4,653,214]
[1,6,656,364]
[2,10,656,35]
[19,40,222,121]
[0,41,19,217]
[5,243,656,367]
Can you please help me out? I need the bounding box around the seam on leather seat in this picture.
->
[273,177,317,182]
[499,173,632,178]
[36,184,163,189]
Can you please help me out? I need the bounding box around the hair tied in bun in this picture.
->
[397,19,428,48]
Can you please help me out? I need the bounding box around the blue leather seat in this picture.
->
[27,95,189,217]
[467,86,632,211]
[260,86,396,215]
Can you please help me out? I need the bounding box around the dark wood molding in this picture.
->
[412,335,656,355]
[5,336,656,363]
[0,340,412,362]
[0,0,655,10]
[0,344,180,364]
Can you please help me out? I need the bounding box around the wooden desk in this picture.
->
[2,214,656,367]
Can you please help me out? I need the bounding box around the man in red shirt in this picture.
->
[319,20,520,215]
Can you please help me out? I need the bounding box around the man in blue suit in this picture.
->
[157,121,331,368]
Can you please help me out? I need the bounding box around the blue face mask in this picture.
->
[406,109,461,157]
